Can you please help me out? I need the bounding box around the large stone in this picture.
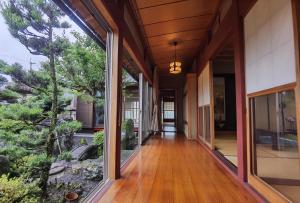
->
[82,165,103,181]
[72,145,98,161]
[49,165,65,176]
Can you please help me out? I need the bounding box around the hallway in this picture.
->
[98,134,258,203]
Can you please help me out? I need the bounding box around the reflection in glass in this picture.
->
[121,70,139,163]
[251,90,299,202]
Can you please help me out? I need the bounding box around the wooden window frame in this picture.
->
[246,84,298,202]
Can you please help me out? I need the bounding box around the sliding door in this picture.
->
[198,62,214,148]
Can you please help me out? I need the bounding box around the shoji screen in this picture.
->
[197,63,213,147]
[244,0,297,94]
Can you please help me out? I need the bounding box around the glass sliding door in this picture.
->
[139,76,152,143]
[120,54,140,164]
[0,0,112,202]
[250,90,300,202]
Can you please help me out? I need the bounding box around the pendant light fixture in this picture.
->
[169,42,182,74]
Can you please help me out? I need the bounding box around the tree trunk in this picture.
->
[40,22,59,195]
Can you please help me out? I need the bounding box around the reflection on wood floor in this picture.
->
[97,133,258,203]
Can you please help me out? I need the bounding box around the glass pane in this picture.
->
[252,90,299,202]
[0,1,109,202]
[204,105,211,144]
[121,67,139,164]
[198,107,204,140]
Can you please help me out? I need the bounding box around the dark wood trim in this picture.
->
[261,177,300,186]
[247,82,297,98]
[94,0,153,84]
[197,6,234,76]
[238,0,257,17]
[233,0,247,182]
[213,149,238,173]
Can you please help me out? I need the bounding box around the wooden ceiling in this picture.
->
[130,0,221,75]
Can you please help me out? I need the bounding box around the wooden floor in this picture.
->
[97,132,258,203]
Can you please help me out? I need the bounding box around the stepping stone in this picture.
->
[49,165,65,175]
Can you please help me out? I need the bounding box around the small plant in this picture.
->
[56,121,82,151]
[122,119,135,150]
[0,175,41,203]
[79,138,88,145]
[58,151,72,162]
[93,131,104,156]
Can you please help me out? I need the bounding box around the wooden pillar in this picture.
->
[108,31,123,180]
[233,0,247,182]
[292,0,300,164]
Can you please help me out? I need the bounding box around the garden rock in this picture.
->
[82,165,103,181]
[73,145,98,161]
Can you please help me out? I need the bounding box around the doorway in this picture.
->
[160,89,176,132]
[212,43,238,168]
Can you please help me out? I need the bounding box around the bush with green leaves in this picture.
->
[58,151,72,162]
[0,145,30,164]
[56,120,82,151]
[0,175,41,203]
[122,119,134,140]
[122,119,135,150]
[93,131,104,156]
[0,104,43,124]
[17,154,52,180]
[79,138,88,145]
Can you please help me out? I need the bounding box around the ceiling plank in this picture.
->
[143,15,211,37]
[139,0,220,25]
[148,29,206,47]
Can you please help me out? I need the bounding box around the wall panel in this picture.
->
[244,0,297,94]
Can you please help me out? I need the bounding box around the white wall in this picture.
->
[244,0,296,94]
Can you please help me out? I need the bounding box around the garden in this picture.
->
[0,0,110,202]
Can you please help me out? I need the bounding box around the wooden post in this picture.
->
[108,30,123,180]
[291,0,300,166]
[233,0,247,182]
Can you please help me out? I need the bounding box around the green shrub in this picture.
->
[0,119,28,133]
[123,119,134,139]
[0,104,43,122]
[93,131,104,156]
[56,120,82,151]
[79,138,88,145]
[0,175,41,203]
[58,151,72,162]
[122,119,135,150]
[17,154,52,179]
[0,145,30,163]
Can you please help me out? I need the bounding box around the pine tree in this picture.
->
[0,0,70,193]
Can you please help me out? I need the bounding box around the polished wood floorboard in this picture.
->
[98,133,258,203]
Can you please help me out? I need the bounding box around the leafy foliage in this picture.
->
[56,120,82,151]
[93,131,104,156]
[17,154,52,180]
[0,175,41,203]
[58,32,106,100]
[57,151,72,162]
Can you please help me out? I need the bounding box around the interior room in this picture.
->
[212,43,238,167]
